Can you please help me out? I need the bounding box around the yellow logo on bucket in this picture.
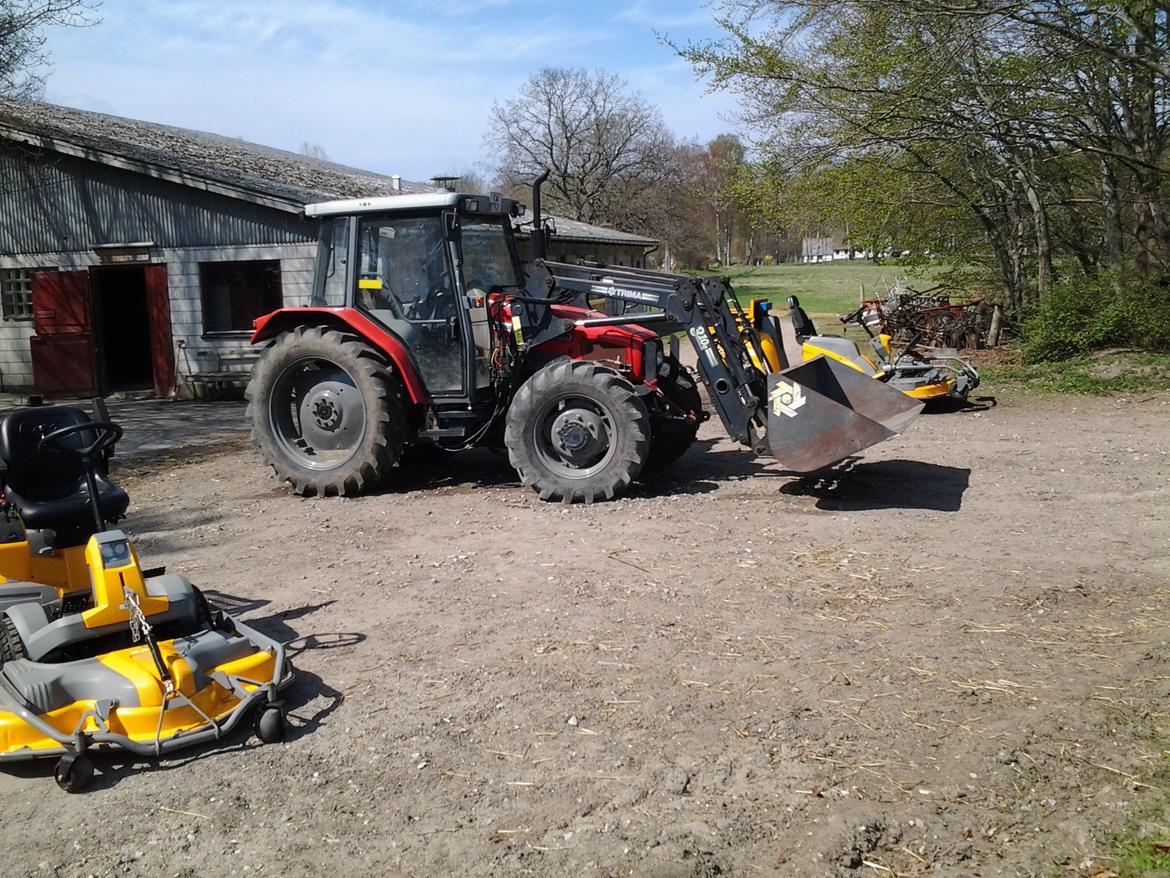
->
[770,380,807,418]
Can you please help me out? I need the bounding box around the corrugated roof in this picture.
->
[513,215,657,248]
[0,96,434,210]
[0,96,658,246]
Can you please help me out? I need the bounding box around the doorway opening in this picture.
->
[93,266,154,392]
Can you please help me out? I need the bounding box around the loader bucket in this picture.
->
[765,355,924,472]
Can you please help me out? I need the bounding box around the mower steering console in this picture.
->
[839,305,875,339]
[891,332,924,372]
[38,422,124,535]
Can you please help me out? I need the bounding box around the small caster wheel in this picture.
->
[54,753,94,793]
[254,705,286,744]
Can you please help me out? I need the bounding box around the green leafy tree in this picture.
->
[678,0,1170,320]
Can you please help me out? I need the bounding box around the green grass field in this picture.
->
[980,351,1170,395]
[689,262,944,325]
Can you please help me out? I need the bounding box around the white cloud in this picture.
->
[40,0,739,179]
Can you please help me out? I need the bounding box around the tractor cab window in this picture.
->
[357,217,454,320]
[311,217,349,307]
[459,219,522,293]
[356,215,464,396]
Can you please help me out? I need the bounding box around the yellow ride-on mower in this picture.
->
[0,402,292,791]
[783,296,979,403]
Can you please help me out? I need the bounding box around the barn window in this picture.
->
[200,260,283,335]
[1,268,55,321]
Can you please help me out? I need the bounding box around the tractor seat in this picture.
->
[0,406,129,538]
[787,296,818,339]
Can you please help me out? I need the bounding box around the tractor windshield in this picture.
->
[459,218,522,292]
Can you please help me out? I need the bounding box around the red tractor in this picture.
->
[245,177,921,502]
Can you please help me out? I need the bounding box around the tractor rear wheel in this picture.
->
[505,359,650,503]
[246,326,407,497]
[646,355,702,470]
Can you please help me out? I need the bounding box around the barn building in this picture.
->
[0,97,656,398]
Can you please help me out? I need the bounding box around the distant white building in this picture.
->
[801,237,852,263]
[800,236,878,263]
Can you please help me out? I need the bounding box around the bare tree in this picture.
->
[450,166,489,194]
[641,140,711,270]
[299,142,330,161]
[695,134,746,265]
[1,1,97,98]
[487,67,676,234]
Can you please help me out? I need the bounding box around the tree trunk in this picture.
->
[1019,173,1054,298]
[714,211,724,265]
[745,228,758,265]
[1100,159,1125,277]
[987,304,1003,347]
[1130,12,1163,275]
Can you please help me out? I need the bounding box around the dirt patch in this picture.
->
[2,392,1168,876]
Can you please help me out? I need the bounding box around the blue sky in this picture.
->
[40,0,739,182]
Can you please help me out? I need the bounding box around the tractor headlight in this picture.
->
[99,539,131,569]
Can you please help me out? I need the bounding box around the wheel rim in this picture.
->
[267,356,366,472]
[532,394,617,480]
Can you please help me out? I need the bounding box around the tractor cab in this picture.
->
[303,192,527,403]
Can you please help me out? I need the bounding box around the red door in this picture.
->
[30,270,101,398]
[144,265,176,398]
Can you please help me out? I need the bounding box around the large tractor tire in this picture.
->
[505,358,650,503]
[646,355,702,470]
[246,326,407,497]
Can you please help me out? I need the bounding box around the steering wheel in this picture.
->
[891,332,926,371]
[38,421,123,464]
[840,305,866,326]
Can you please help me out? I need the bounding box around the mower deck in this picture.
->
[0,615,290,760]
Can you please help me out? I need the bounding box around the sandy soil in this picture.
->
[1,390,1168,877]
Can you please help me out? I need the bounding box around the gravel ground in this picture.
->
[1,390,1168,877]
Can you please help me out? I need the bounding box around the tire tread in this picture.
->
[505,358,649,504]
[246,325,408,497]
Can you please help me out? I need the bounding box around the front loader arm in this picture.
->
[515,259,924,473]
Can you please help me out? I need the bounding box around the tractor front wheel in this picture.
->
[505,359,650,503]
[246,326,407,496]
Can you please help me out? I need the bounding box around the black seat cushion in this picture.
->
[787,296,818,339]
[0,406,129,534]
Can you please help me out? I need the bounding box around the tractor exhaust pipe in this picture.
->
[531,170,550,262]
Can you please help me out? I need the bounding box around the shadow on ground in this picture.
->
[780,457,971,512]
[922,394,998,415]
[389,439,788,500]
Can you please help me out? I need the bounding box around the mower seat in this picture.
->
[787,296,818,339]
[0,406,128,540]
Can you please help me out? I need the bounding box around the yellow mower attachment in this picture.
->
[0,403,292,792]
[781,296,980,405]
